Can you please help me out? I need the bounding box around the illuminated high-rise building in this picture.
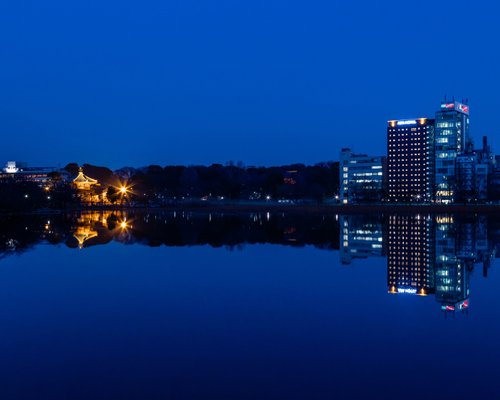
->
[387,118,435,202]
[434,100,471,203]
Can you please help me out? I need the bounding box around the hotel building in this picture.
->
[387,118,435,202]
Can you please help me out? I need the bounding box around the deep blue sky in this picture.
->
[1,0,498,169]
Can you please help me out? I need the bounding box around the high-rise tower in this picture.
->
[387,118,435,202]
[434,100,471,203]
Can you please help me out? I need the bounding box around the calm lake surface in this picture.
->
[1,211,500,399]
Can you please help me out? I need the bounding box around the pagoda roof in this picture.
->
[73,169,98,184]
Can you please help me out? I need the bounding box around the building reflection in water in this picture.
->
[70,211,494,314]
[0,210,498,315]
[341,214,497,313]
[387,214,434,297]
[434,216,470,312]
[72,211,132,248]
[339,215,385,264]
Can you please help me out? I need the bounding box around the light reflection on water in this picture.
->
[0,211,499,399]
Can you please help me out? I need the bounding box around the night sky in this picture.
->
[1,0,498,169]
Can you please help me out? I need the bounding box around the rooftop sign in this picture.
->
[396,120,417,126]
[441,101,469,115]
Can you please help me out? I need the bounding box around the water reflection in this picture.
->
[1,210,499,314]
[342,213,497,313]
[0,211,339,254]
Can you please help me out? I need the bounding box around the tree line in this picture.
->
[66,162,340,205]
[0,162,340,211]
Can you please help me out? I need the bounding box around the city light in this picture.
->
[397,288,417,294]
[396,119,417,126]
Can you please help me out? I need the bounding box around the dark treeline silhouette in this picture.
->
[0,162,339,211]
[67,162,340,204]
[0,180,77,211]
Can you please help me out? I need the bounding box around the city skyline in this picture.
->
[2,0,500,168]
[3,2,500,398]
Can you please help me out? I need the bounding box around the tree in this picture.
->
[107,186,118,204]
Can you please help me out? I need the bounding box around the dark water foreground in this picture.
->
[1,211,500,399]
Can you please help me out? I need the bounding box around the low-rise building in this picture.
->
[456,137,493,202]
[339,148,385,204]
[0,161,60,185]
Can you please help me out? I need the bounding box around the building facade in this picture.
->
[339,148,384,204]
[455,137,493,203]
[0,161,60,185]
[387,118,435,202]
[434,101,471,203]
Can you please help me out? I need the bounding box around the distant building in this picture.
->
[434,101,471,203]
[387,118,435,202]
[0,161,60,184]
[456,136,493,202]
[488,162,500,202]
[456,154,488,202]
[339,148,384,204]
[4,161,19,173]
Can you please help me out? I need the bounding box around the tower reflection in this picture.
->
[341,213,497,313]
[387,214,434,297]
[0,210,497,316]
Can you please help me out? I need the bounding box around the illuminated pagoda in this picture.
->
[73,167,99,190]
[72,167,102,203]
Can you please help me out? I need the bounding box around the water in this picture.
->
[0,211,500,399]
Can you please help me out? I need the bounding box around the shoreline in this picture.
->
[3,202,500,216]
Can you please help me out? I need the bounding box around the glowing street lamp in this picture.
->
[120,186,127,194]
